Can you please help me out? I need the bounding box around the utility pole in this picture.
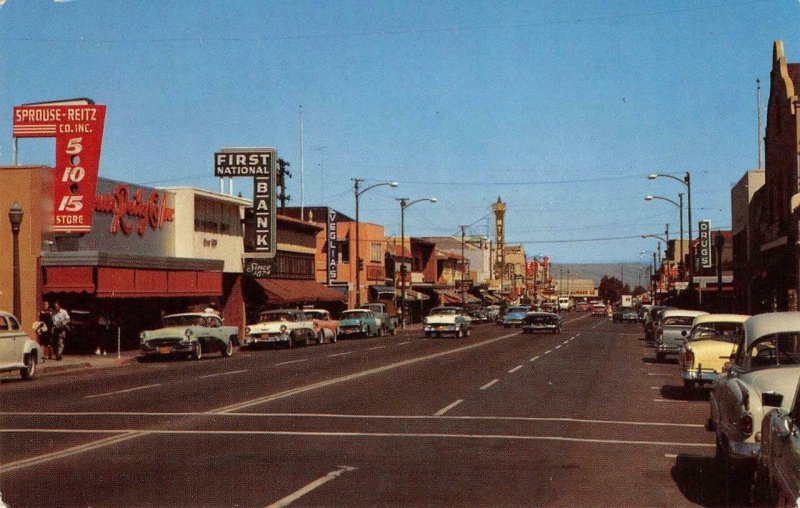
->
[460,225,467,309]
[277,158,291,212]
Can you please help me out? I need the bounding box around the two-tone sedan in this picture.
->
[0,310,40,380]
[500,305,532,328]
[140,312,238,360]
[678,313,748,390]
[423,306,471,338]
[708,312,800,477]
[653,309,708,362]
[338,309,381,339]
[521,312,562,334]
[244,309,316,348]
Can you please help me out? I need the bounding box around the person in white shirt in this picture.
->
[51,302,70,361]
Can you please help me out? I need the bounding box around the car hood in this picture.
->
[339,318,366,326]
[504,312,527,320]
[427,315,459,324]
[142,326,191,339]
[247,321,293,332]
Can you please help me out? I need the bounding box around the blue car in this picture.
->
[501,305,532,328]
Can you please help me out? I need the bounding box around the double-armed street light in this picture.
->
[645,193,684,279]
[353,179,399,307]
[648,172,693,286]
[398,197,437,329]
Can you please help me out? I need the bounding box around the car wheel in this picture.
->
[380,326,387,337]
[456,327,463,338]
[20,352,36,380]
[190,343,202,360]
[465,327,470,337]
[318,331,325,345]
[222,339,233,357]
[390,327,397,336]
[332,331,338,343]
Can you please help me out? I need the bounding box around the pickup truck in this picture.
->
[360,303,397,335]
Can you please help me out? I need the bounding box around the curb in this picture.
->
[38,356,138,376]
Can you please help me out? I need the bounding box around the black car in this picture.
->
[521,312,562,334]
[613,306,639,323]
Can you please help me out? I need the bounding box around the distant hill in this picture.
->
[548,263,651,291]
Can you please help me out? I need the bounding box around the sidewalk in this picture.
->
[37,350,139,376]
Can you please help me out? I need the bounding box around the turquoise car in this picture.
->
[338,309,381,339]
[501,305,532,328]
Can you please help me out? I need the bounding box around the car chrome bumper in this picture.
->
[681,370,719,382]
[522,325,557,332]
[655,343,681,355]
[728,440,760,460]
[245,335,289,345]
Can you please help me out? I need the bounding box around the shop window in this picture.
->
[370,242,382,262]
[339,239,350,263]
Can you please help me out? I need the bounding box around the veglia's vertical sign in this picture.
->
[13,101,107,233]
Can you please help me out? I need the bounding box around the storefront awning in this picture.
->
[43,266,222,298]
[436,290,481,305]
[254,278,347,304]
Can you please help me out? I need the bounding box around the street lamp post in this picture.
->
[353,178,398,307]
[649,172,693,288]
[8,202,23,319]
[398,197,436,329]
[645,193,684,279]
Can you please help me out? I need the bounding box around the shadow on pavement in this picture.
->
[642,356,678,365]
[660,384,710,402]
[672,453,757,506]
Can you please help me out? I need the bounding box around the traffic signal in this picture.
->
[358,258,364,272]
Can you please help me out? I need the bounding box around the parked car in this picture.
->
[575,301,590,312]
[0,310,40,380]
[338,309,381,339]
[757,372,800,506]
[423,306,471,338]
[653,309,708,361]
[678,314,748,390]
[303,308,339,344]
[140,312,238,359]
[708,312,800,475]
[591,303,607,316]
[359,303,396,335]
[500,305,532,328]
[484,305,501,322]
[243,309,316,348]
[521,312,562,334]
[612,306,639,323]
[644,305,673,340]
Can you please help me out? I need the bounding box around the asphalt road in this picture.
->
[0,313,731,507]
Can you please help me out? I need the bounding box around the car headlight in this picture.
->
[424,318,429,324]
[185,328,193,338]
[139,331,147,340]
[245,326,251,335]
[280,324,288,333]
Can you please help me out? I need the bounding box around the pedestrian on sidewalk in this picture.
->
[96,313,113,355]
[51,301,70,361]
[35,300,54,360]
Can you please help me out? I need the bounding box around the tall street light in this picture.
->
[8,202,23,319]
[648,172,693,288]
[398,197,437,329]
[645,193,684,279]
[353,178,398,307]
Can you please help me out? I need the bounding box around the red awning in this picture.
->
[43,266,222,298]
[436,290,480,305]
[254,278,347,304]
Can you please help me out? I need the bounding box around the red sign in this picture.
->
[13,104,107,233]
[94,184,175,236]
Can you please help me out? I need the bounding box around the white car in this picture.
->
[758,373,800,506]
[423,306,471,338]
[244,309,316,348]
[0,310,40,380]
[708,312,800,473]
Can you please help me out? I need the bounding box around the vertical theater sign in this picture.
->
[13,99,107,233]
[214,148,277,277]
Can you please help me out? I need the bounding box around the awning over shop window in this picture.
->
[369,285,397,297]
[436,290,481,305]
[254,278,347,304]
[43,266,222,298]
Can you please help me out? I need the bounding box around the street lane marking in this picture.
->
[530,356,540,362]
[647,373,673,377]
[654,399,703,403]
[367,345,387,351]
[2,332,522,473]
[327,352,353,358]
[0,412,705,428]
[665,453,678,458]
[274,358,309,366]
[267,465,357,508]
[0,428,714,448]
[434,399,463,416]
[480,379,499,390]
[196,369,248,379]
[544,350,552,354]
[508,365,523,373]
[83,384,161,399]
[650,386,661,390]
[562,340,570,344]
[397,341,410,345]
[554,344,562,350]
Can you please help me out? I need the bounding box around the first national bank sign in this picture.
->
[214,148,276,258]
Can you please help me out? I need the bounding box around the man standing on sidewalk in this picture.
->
[51,302,70,361]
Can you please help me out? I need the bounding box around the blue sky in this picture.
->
[1,0,798,263]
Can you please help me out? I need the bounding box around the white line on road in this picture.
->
[554,344,562,350]
[530,356,540,362]
[480,379,499,390]
[543,350,552,354]
[367,345,387,351]
[397,341,410,345]
[196,369,248,379]
[654,399,703,403]
[274,358,309,366]
[508,365,523,373]
[664,453,678,458]
[434,399,463,416]
[650,386,662,390]
[84,384,162,399]
[0,428,714,448]
[647,373,673,377]
[327,352,352,358]
[562,340,570,345]
[267,465,357,508]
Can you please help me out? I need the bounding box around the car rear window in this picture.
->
[748,332,800,368]
[662,316,694,326]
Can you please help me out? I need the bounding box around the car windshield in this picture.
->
[305,310,327,319]
[258,311,297,322]
[747,332,800,368]
[689,323,743,343]
[342,310,369,318]
[507,306,530,314]
[162,315,206,327]
[661,316,694,326]
[431,308,458,315]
